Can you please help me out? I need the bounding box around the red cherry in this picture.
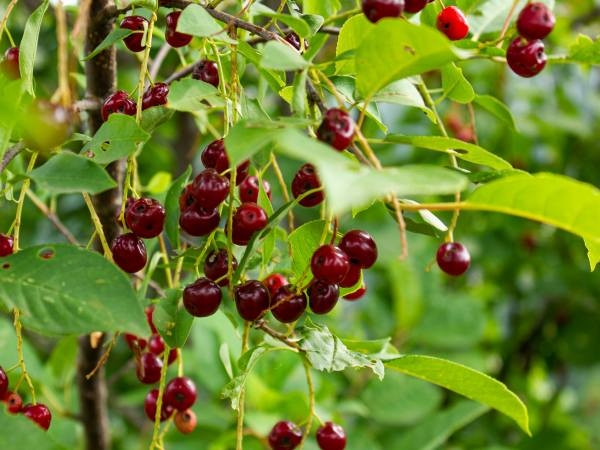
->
[136,352,163,384]
[179,206,220,237]
[192,60,219,88]
[22,403,52,430]
[142,82,169,110]
[234,280,271,321]
[338,230,378,269]
[0,234,13,257]
[436,6,469,41]
[316,421,347,450]
[506,37,547,78]
[120,15,148,52]
[231,202,269,246]
[148,334,166,356]
[125,197,166,239]
[310,245,350,284]
[191,168,231,210]
[291,163,324,207]
[0,367,8,398]
[343,284,367,301]
[362,0,404,23]
[516,2,555,40]
[263,273,289,297]
[308,280,339,315]
[165,11,193,48]
[101,90,136,122]
[111,233,147,273]
[144,388,174,422]
[239,175,271,203]
[204,248,237,286]
[268,420,303,450]
[6,391,23,413]
[404,0,433,14]
[339,263,361,288]
[1,47,20,79]
[164,376,197,411]
[201,139,249,185]
[183,277,222,317]
[271,285,307,323]
[436,241,470,276]
[317,108,355,151]
[145,305,158,334]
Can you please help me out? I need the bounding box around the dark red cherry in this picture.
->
[22,403,52,430]
[145,305,158,334]
[192,60,219,88]
[191,168,230,209]
[268,420,303,450]
[0,367,8,398]
[436,6,469,41]
[123,333,147,351]
[204,248,238,286]
[271,285,307,323]
[338,229,378,268]
[1,47,20,79]
[144,388,174,422]
[506,37,547,78]
[125,197,166,239]
[362,0,404,23]
[165,11,193,48]
[183,277,222,317]
[284,32,308,52]
[0,234,14,257]
[136,352,163,384]
[343,284,366,301]
[201,139,249,185]
[316,421,347,450]
[5,391,23,413]
[517,2,555,40]
[263,273,289,297]
[404,0,433,14]
[308,280,339,315]
[239,176,272,203]
[164,376,197,411]
[231,202,269,246]
[148,334,166,356]
[291,163,324,207]
[436,241,470,276]
[339,263,361,288]
[234,280,271,321]
[142,82,169,110]
[111,233,147,273]
[101,90,136,122]
[317,108,355,151]
[179,206,220,237]
[310,245,350,284]
[179,184,197,212]
[120,15,148,52]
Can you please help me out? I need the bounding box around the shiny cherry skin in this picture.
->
[125,197,166,238]
[284,32,308,52]
[436,6,469,41]
[136,352,163,384]
[0,367,8,398]
[271,285,307,323]
[316,422,347,450]
[201,139,249,185]
[192,60,219,88]
[339,263,361,288]
[101,90,136,122]
[362,0,404,23]
[204,248,237,286]
[174,409,197,434]
[124,333,147,351]
[291,164,324,207]
[5,391,23,413]
[506,37,547,78]
[308,280,339,315]
[120,15,148,52]
[183,277,222,317]
[263,273,289,297]
[179,206,220,237]
[231,202,269,246]
[234,280,271,321]
[343,284,367,301]
[142,82,169,110]
[179,184,197,212]
[144,388,175,422]
[317,108,355,151]
[338,230,378,268]
[517,2,555,40]
[1,47,20,79]
[148,334,165,356]
[311,245,350,284]
[239,176,271,203]
[164,376,197,411]
[111,232,147,273]
[191,168,230,209]
[404,0,433,14]
[0,235,14,257]
[165,11,193,48]
[268,420,303,450]
[22,403,52,430]
[436,241,471,276]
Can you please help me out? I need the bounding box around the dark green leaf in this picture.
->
[165,166,192,248]
[0,408,68,450]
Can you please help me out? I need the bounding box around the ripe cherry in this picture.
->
[142,82,169,110]
[231,202,269,246]
[317,108,355,151]
[284,32,308,52]
[120,15,148,52]
[5,391,23,413]
[234,280,271,321]
[144,388,174,421]
[124,333,147,351]
[339,263,361,288]
[517,2,555,40]
[268,420,303,450]
[404,0,433,14]
[343,284,366,301]
[308,280,339,315]
[111,233,147,273]
[201,139,250,185]
[316,422,347,450]
[291,164,324,207]
[1,47,20,79]
[192,168,230,209]
[174,409,197,434]
[192,60,219,88]
[101,90,136,122]
[204,248,237,286]
[263,273,289,297]
[436,6,469,41]
[0,235,13,257]
[506,37,547,78]
[239,175,271,203]
[362,0,404,23]
[148,334,166,356]
[136,352,163,384]
[338,230,378,268]
[125,197,166,239]
[0,367,8,398]
[311,245,350,284]
[179,206,220,237]
[165,11,193,48]
[436,241,470,276]
[271,285,308,323]
[183,277,222,317]
[164,376,197,411]
[22,403,52,430]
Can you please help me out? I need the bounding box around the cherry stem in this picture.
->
[0,0,18,45]
[236,322,251,450]
[150,345,172,450]
[298,358,315,449]
[157,234,174,289]
[0,142,24,174]
[497,0,521,45]
[254,320,300,350]
[13,308,36,404]
[270,152,295,231]
[13,152,38,251]
[85,334,117,380]
[82,192,113,261]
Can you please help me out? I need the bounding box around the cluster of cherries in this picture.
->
[506,2,555,78]
[268,420,347,450]
[0,366,52,430]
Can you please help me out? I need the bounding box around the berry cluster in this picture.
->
[268,420,347,450]
[0,366,52,430]
[507,2,555,78]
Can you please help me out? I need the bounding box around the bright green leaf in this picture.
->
[370,79,435,122]
[250,4,311,38]
[19,0,49,95]
[167,78,223,112]
[288,219,329,278]
[153,288,193,348]
[177,4,236,43]
[336,14,374,75]
[565,34,600,65]
[83,28,131,61]
[164,166,192,247]
[473,94,517,131]
[260,41,310,71]
[441,63,475,104]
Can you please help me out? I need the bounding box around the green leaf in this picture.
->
[141,105,174,132]
[19,0,49,95]
[177,4,236,43]
[29,152,116,194]
[83,28,131,61]
[565,34,600,65]
[81,114,150,165]
[164,166,192,248]
[153,288,193,348]
[260,41,310,71]
[167,78,223,112]
[297,319,384,379]
[463,173,600,271]
[370,79,435,122]
[303,0,341,17]
[46,336,78,386]
[355,20,459,98]
[385,355,530,434]
[250,4,311,38]
[441,63,475,104]
[224,121,279,166]
[0,244,146,336]
[288,219,329,279]
[386,135,512,170]
[335,14,374,75]
[0,408,68,450]
[473,94,517,131]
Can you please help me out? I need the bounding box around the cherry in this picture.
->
[148,334,166,356]
[316,422,347,450]
[191,168,231,209]
[338,230,378,269]
[506,37,547,78]
[1,46,19,79]
[291,164,324,207]
[145,305,158,334]
[0,234,13,257]
[201,139,250,185]
[136,352,163,384]
[271,285,307,323]
[165,11,193,48]
[284,32,308,52]
[343,284,366,301]
[179,206,220,237]
[120,15,148,53]
[179,184,197,211]
[111,232,147,273]
[268,420,303,450]
[317,108,355,151]
[263,273,289,297]
[101,90,136,122]
[234,280,271,321]
[22,403,52,430]
[164,376,197,411]
[231,202,269,246]
[362,0,404,23]
[174,409,197,434]
[142,82,169,110]
[23,100,73,151]
[125,197,166,239]
[167,348,179,365]
[192,60,219,88]
[0,367,8,398]
[183,277,222,317]
[404,0,433,14]
[436,241,470,276]
[239,175,272,203]
[308,280,339,315]
[5,391,23,413]
[311,245,350,284]
[124,333,147,351]
[204,248,237,286]
[517,2,555,40]
[339,263,361,288]
[436,6,469,41]
[144,388,174,422]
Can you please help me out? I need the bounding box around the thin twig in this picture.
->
[0,142,24,174]
[25,190,79,245]
[254,320,300,350]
